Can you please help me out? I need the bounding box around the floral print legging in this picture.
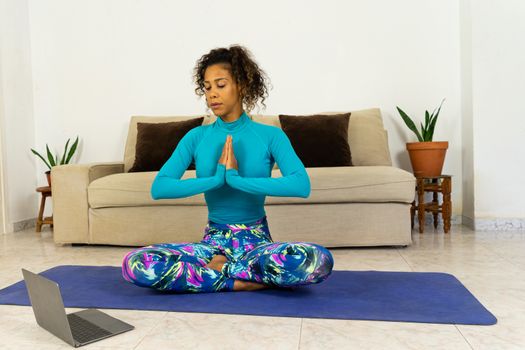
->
[121,216,334,293]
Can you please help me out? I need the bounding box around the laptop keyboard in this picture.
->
[68,313,112,343]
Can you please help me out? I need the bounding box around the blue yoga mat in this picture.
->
[0,265,496,325]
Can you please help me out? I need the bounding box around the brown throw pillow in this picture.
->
[278,113,352,167]
[128,117,204,172]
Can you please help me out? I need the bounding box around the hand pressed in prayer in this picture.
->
[218,136,228,166]
[225,135,238,171]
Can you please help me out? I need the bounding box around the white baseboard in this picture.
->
[416,213,462,226]
[474,218,525,231]
[11,217,36,233]
[461,215,525,231]
[461,215,475,230]
[415,213,525,232]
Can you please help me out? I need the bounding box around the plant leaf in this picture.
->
[428,98,445,141]
[65,136,79,164]
[46,144,55,166]
[435,98,445,118]
[428,113,438,141]
[425,110,430,128]
[31,148,52,170]
[431,98,446,120]
[60,138,70,164]
[421,122,431,142]
[396,106,423,142]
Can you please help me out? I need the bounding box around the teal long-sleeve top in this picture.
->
[150,111,311,224]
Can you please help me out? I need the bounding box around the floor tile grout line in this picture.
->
[455,324,475,350]
[133,311,169,349]
[297,318,303,350]
[396,244,415,272]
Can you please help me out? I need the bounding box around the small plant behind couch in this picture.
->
[396,98,445,142]
[31,136,79,187]
[395,99,448,177]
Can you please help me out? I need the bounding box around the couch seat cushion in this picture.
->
[88,166,415,209]
[267,166,415,205]
[88,171,205,209]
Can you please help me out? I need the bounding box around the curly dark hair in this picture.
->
[193,44,272,114]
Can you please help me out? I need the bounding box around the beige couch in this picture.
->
[51,108,416,248]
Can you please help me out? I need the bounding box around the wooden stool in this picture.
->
[410,175,452,233]
[36,185,53,232]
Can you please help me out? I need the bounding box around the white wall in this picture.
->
[25,0,463,224]
[11,0,521,232]
[460,0,475,226]
[0,0,37,233]
[469,0,525,229]
[0,28,7,234]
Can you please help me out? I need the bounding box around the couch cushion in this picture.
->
[318,108,392,166]
[88,171,205,209]
[128,117,204,172]
[278,113,352,167]
[124,108,391,173]
[124,115,208,173]
[267,166,415,204]
[88,166,415,209]
[251,108,392,166]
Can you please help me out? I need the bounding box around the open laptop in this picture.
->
[22,268,134,347]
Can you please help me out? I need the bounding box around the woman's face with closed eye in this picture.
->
[204,63,243,122]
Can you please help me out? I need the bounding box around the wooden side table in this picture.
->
[36,185,53,232]
[410,175,452,233]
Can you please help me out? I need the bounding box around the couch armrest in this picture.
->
[51,162,124,244]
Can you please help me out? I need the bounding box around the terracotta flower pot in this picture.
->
[406,141,448,177]
[45,170,51,187]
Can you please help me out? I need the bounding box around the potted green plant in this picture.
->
[396,99,448,177]
[31,136,79,187]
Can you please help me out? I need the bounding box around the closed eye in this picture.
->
[205,85,225,91]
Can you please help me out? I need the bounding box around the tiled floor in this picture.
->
[1,225,524,349]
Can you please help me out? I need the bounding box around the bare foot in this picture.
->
[205,254,227,272]
[206,255,268,291]
[233,280,269,291]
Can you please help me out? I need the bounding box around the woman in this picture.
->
[121,44,334,293]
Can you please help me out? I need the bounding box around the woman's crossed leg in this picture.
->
[221,241,334,287]
[121,242,235,293]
